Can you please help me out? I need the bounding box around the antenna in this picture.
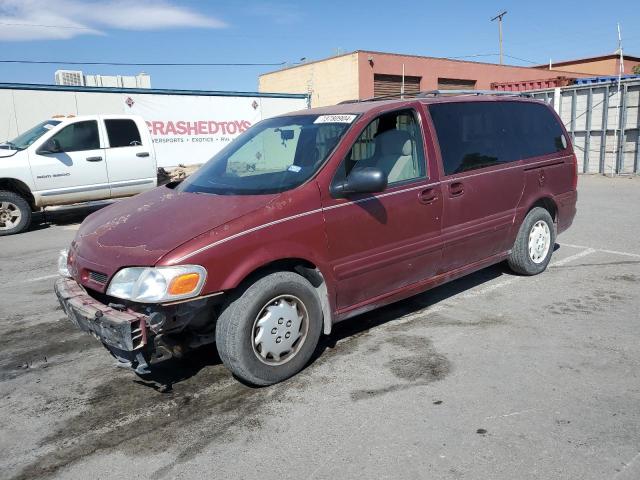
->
[491,10,508,65]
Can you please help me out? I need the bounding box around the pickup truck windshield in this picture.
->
[177,114,354,195]
[7,120,62,150]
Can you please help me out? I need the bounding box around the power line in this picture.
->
[446,53,500,60]
[0,59,286,67]
[444,52,543,65]
[503,54,541,65]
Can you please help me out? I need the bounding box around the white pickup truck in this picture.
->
[0,114,157,235]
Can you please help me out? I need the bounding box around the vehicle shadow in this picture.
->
[135,257,529,391]
[313,262,509,359]
[314,243,560,361]
[134,348,223,393]
[28,201,114,232]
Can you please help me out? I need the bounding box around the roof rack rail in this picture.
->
[336,89,533,105]
[416,89,533,98]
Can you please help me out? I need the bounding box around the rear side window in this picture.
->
[51,121,100,152]
[105,119,142,148]
[429,102,566,175]
[503,102,566,159]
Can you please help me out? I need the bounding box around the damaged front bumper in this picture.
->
[55,277,217,374]
[55,277,153,372]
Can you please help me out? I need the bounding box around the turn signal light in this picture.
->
[168,273,201,295]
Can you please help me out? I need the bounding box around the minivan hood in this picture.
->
[74,185,278,270]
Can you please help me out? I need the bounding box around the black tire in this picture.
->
[0,190,32,236]
[507,207,556,275]
[215,271,323,386]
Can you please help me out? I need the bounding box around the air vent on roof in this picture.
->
[54,70,85,86]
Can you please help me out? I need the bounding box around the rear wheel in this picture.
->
[507,207,555,275]
[0,191,31,236]
[215,271,323,386]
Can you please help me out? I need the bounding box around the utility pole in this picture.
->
[491,10,507,65]
[613,22,624,175]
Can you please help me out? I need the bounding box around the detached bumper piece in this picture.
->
[55,277,152,373]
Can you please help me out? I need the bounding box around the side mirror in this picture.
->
[332,167,388,196]
[37,138,62,154]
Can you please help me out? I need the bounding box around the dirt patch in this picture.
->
[548,290,627,316]
[0,319,98,381]
[606,274,639,283]
[31,289,57,296]
[1,312,27,324]
[387,312,507,331]
[10,352,291,480]
[351,334,451,401]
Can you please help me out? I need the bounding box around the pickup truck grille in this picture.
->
[89,271,108,285]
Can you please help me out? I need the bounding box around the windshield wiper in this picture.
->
[1,141,23,150]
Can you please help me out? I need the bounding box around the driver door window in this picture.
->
[338,109,426,186]
[51,121,100,152]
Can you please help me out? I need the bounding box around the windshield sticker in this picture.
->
[43,124,54,130]
[287,165,302,173]
[314,114,356,124]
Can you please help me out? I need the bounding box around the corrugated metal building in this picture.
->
[531,78,640,175]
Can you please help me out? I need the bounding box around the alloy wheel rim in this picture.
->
[252,294,309,366]
[0,202,21,230]
[528,220,551,264]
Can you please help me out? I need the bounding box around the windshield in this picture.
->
[5,120,61,150]
[177,114,355,195]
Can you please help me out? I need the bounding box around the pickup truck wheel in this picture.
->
[0,191,31,236]
[215,271,323,386]
[507,207,555,275]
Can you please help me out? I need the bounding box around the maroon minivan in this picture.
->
[55,94,577,385]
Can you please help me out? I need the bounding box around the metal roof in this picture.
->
[573,75,640,85]
[532,53,640,69]
[0,82,308,99]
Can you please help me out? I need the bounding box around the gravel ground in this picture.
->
[0,175,639,480]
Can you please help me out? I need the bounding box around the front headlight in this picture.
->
[106,265,207,303]
[58,249,70,277]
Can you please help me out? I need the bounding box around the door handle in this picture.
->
[86,156,103,162]
[136,152,150,158]
[418,188,439,205]
[449,181,464,197]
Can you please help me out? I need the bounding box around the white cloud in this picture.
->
[0,0,226,41]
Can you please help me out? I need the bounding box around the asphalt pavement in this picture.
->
[0,175,639,480]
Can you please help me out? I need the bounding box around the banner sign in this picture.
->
[127,94,306,168]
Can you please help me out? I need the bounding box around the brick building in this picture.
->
[258,50,637,107]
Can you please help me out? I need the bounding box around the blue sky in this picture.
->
[0,0,638,92]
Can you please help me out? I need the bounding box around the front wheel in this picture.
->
[215,271,323,386]
[0,191,32,236]
[507,207,555,275]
